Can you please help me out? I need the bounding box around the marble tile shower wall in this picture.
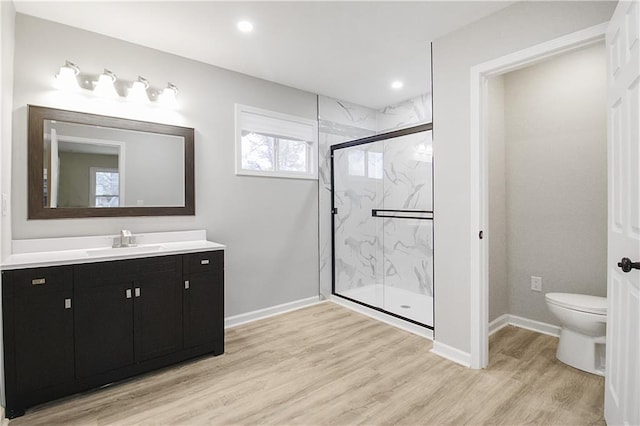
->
[318,94,433,298]
[376,93,433,133]
[318,96,375,298]
[332,146,383,294]
[380,133,433,297]
[332,133,434,298]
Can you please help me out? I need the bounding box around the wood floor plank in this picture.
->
[9,302,604,425]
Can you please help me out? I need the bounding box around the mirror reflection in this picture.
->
[43,120,185,209]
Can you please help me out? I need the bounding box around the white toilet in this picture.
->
[545,292,607,376]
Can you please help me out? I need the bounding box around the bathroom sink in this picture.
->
[86,245,165,257]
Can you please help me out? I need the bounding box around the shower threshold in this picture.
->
[335,284,433,329]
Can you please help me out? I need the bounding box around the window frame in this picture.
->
[235,104,318,180]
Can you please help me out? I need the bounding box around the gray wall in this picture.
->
[1,0,15,260]
[503,42,607,325]
[1,0,16,408]
[122,134,184,207]
[10,14,319,316]
[432,1,614,353]
[488,76,508,323]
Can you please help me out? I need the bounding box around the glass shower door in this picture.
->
[333,141,385,309]
[332,127,434,328]
[378,131,433,326]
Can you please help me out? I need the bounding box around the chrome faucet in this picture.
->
[113,229,137,248]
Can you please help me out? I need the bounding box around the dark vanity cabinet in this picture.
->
[2,250,224,419]
[183,251,224,351]
[1,266,75,413]
[74,256,183,377]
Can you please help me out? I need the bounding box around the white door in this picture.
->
[605,1,640,425]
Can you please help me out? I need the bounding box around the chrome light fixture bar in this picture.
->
[53,60,179,107]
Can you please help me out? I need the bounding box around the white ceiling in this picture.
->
[14,1,513,109]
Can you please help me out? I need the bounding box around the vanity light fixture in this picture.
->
[94,69,119,99]
[53,61,179,107]
[54,60,81,91]
[391,80,404,90]
[127,76,150,103]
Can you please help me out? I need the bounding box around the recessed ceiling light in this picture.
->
[237,20,254,33]
[391,80,404,89]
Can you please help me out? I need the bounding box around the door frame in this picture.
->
[469,23,609,369]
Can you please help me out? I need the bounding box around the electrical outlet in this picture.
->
[531,276,542,292]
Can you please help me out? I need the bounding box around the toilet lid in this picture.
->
[546,292,607,315]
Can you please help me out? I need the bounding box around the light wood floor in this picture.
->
[10,302,604,425]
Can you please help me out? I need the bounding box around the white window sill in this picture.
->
[236,169,318,180]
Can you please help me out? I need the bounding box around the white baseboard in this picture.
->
[225,296,322,329]
[488,314,511,336]
[489,314,561,338]
[508,314,561,338]
[433,315,560,369]
[431,341,471,367]
[330,296,433,340]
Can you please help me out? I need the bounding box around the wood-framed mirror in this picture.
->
[28,105,195,219]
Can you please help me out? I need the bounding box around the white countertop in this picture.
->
[2,230,225,270]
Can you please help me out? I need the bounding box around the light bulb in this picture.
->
[127,76,150,103]
[94,69,119,99]
[158,83,178,107]
[54,61,80,91]
[237,20,253,33]
[391,80,404,90]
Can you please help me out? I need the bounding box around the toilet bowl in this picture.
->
[545,292,607,376]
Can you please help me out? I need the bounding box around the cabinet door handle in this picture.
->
[32,278,46,285]
[64,298,72,309]
[184,280,190,290]
[200,259,210,265]
[126,289,132,299]
[135,287,141,298]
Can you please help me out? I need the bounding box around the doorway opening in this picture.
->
[486,41,607,360]
[469,23,608,369]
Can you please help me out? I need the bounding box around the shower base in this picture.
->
[338,284,433,327]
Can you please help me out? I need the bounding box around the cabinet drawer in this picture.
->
[3,266,72,297]
[75,255,180,287]
[183,251,223,275]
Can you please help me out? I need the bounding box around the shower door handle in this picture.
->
[371,209,433,220]
[617,257,640,273]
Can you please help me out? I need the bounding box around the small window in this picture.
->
[90,167,120,207]
[235,104,318,179]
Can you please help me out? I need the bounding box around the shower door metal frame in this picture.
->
[330,123,434,330]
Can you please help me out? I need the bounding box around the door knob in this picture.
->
[617,257,640,273]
